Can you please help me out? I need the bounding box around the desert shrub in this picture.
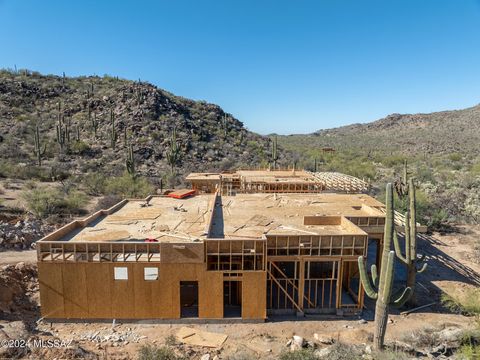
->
[105,174,154,198]
[0,162,51,181]
[226,352,255,360]
[279,348,318,360]
[441,289,480,316]
[402,327,440,349]
[137,344,183,360]
[470,162,480,175]
[95,195,123,211]
[457,344,480,360]
[316,342,363,359]
[83,173,107,196]
[449,153,463,162]
[381,155,406,168]
[456,321,480,360]
[372,350,411,359]
[69,140,91,155]
[22,187,87,218]
[164,335,176,346]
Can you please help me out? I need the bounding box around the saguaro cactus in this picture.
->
[358,183,413,350]
[393,178,427,304]
[166,127,180,175]
[223,114,228,139]
[271,136,278,169]
[33,124,46,166]
[395,159,409,198]
[110,109,117,149]
[56,117,66,150]
[126,143,135,177]
[91,111,98,139]
[75,125,81,142]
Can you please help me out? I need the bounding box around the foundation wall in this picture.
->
[38,262,266,320]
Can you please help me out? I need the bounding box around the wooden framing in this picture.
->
[36,185,410,321]
[186,169,370,195]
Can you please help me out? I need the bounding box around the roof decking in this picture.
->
[39,192,389,245]
[214,193,383,239]
[54,195,214,243]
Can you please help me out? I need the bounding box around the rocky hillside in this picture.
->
[0,69,277,181]
[288,104,480,155]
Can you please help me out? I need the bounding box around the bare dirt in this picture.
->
[0,228,478,359]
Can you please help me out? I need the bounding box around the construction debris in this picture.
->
[176,327,227,348]
[80,329,147,344]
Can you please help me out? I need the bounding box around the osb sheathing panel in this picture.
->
[133,265,153,318]
[111,264,136,318]
[62,263,88,318]
[86,263,112,318]
[199,271,223,318]
[38,262,65,318]
[160,243,204,263]
[242,272,267,319]
[39,262,228,320]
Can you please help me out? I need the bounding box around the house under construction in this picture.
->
[186,169,369,194]
[37,170,422,320]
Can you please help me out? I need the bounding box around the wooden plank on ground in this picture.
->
[176,327,228,348]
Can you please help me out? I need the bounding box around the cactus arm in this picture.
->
[391,287,412,308]
[371,264,378,287]
[393,230,407,265]
[416,262,428,273]
[358,256,378,300]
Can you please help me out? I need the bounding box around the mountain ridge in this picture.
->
[0,69,280,181]
[289,103,480,155]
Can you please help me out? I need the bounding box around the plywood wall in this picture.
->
[38,262,263,320]
[242,272,267,319]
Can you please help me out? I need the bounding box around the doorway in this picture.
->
[180,281,198,318]
[223,281,242,317]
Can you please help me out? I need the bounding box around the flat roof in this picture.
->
[212,193,383,239]
[41,192,387,243]
[57,195,214,243]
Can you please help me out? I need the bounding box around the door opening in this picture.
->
[223,281,242,317]
[180,281,199,318]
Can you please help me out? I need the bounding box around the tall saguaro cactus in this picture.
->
[91,111,98,139]
[358,183,413,350]
[33,124,46,166]
[222,114,228,139]
[56,116,67,151]
[393,178,427,304]
[110,109,117,149]
[166,127,180,175]
[126,143,135,177]
[271,136,279,169]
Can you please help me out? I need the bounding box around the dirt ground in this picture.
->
[0,228,479,359]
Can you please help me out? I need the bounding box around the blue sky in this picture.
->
[1,1,480,134]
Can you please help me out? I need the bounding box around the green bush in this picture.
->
[441,289,480,315]
[22,187,87,218]
[279,348,318,360]
[105,173,154,198]
[83,173,107,196]
[449,153,463,162]
[137,345,184,360]
[69,140,91,155]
